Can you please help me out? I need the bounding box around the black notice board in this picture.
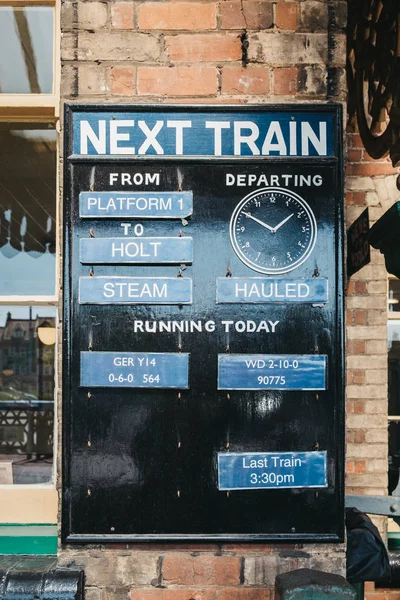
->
[62,104,344,543]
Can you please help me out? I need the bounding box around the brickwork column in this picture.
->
[345,126,400,535]
[59,0,348,597]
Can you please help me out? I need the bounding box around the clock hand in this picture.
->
[243,212,275,233]
[273,213,294,232]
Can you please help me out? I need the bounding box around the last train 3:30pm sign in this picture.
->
[63,104,344,543]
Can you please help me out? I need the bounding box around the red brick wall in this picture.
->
[59,0,378,597]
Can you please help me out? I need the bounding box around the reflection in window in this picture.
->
[389,280,400,313]
[0,124,56,295]
[0,306,55,484]
[0,7,53,94]
[389,319,400,492]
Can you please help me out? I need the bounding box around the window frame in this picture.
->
[0,0,60,119]
[0,0,59,525]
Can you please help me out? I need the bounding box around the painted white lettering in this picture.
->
[289,121,297,155]
[167,120,192,155]
[138,120,164,155]
[110,120,135,155]
[205,121,230,156]
[262,122,287,155]
[80,120,106,154]
[234,121,260,156]
[301,122,327,156]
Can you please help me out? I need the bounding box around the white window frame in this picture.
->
[0,0,59,525]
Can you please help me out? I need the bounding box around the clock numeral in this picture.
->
[287,252,292,260]
[286,200,290,207]
[301,226,306,232]
[271,256,276,264]
[254,200,261,207]
[255,252,261,262]
[297,211,304,218]
[298,241,305,248]
[240,226,245,232]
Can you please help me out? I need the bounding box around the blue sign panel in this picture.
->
[79,191,193,218]
[216,278,328,303]
[73,111,334,157]
[80,237,193,264]
[218,354,327,390]
[217,451,328,490]
[79,277,192,304]
[80,352,189,388]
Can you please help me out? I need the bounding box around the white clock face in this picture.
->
[229,187,317,275]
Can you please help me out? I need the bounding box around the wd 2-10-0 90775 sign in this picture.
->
[63,105,344,543]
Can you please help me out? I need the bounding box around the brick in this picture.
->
[273,68,297,95]
[366,459,388,473]
[138,3,216,30]
[132,592,217,600]
[137,66,217,96]
[115,553,159,585]
[111,2,135,29]
[346,443,386,458]
[220,1,273,30]
[347,386,387,400]
[355,460,367,474]
[346,473,387,487]
[110,67,135,95]
[63,32,161,61]
[331,1,347,29]
[78,63,108,94]
[300,1,328,30]
[347,326,386,340]
[275,3,298,30]
[346,177,375,191]
[347,356,386,370]
[165,34,241,62]
[347,149,362,162]
[219,590,272,600]
[365,429,388,444]
[222,65,269,95]
[348,398,366,412]
[62,1,108,30]
[346,191,365,206]
[367,280,387,294]
[248,33,327,65]
[347,340,365,355]
[244,555,311,586]
[365,370,387,385]
[298,66,327,95]
[162,555,241,586]
[347,413,387,429]
[61,63,78,96]
[346,296,386,310]
[347,163,397,177]
[366,340,390,355]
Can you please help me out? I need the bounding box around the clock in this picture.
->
[229,187,317,275]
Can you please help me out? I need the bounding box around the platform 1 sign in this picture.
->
[80,352,189,388]
[218,354,327,390]
[80,191,193,218]
[218,451,328,490]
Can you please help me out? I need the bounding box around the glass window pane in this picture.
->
[0,124,56,295]
[389,319,400,492]
[389,279,400,313]
[0,306,55,484]
[0,7,53,94]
